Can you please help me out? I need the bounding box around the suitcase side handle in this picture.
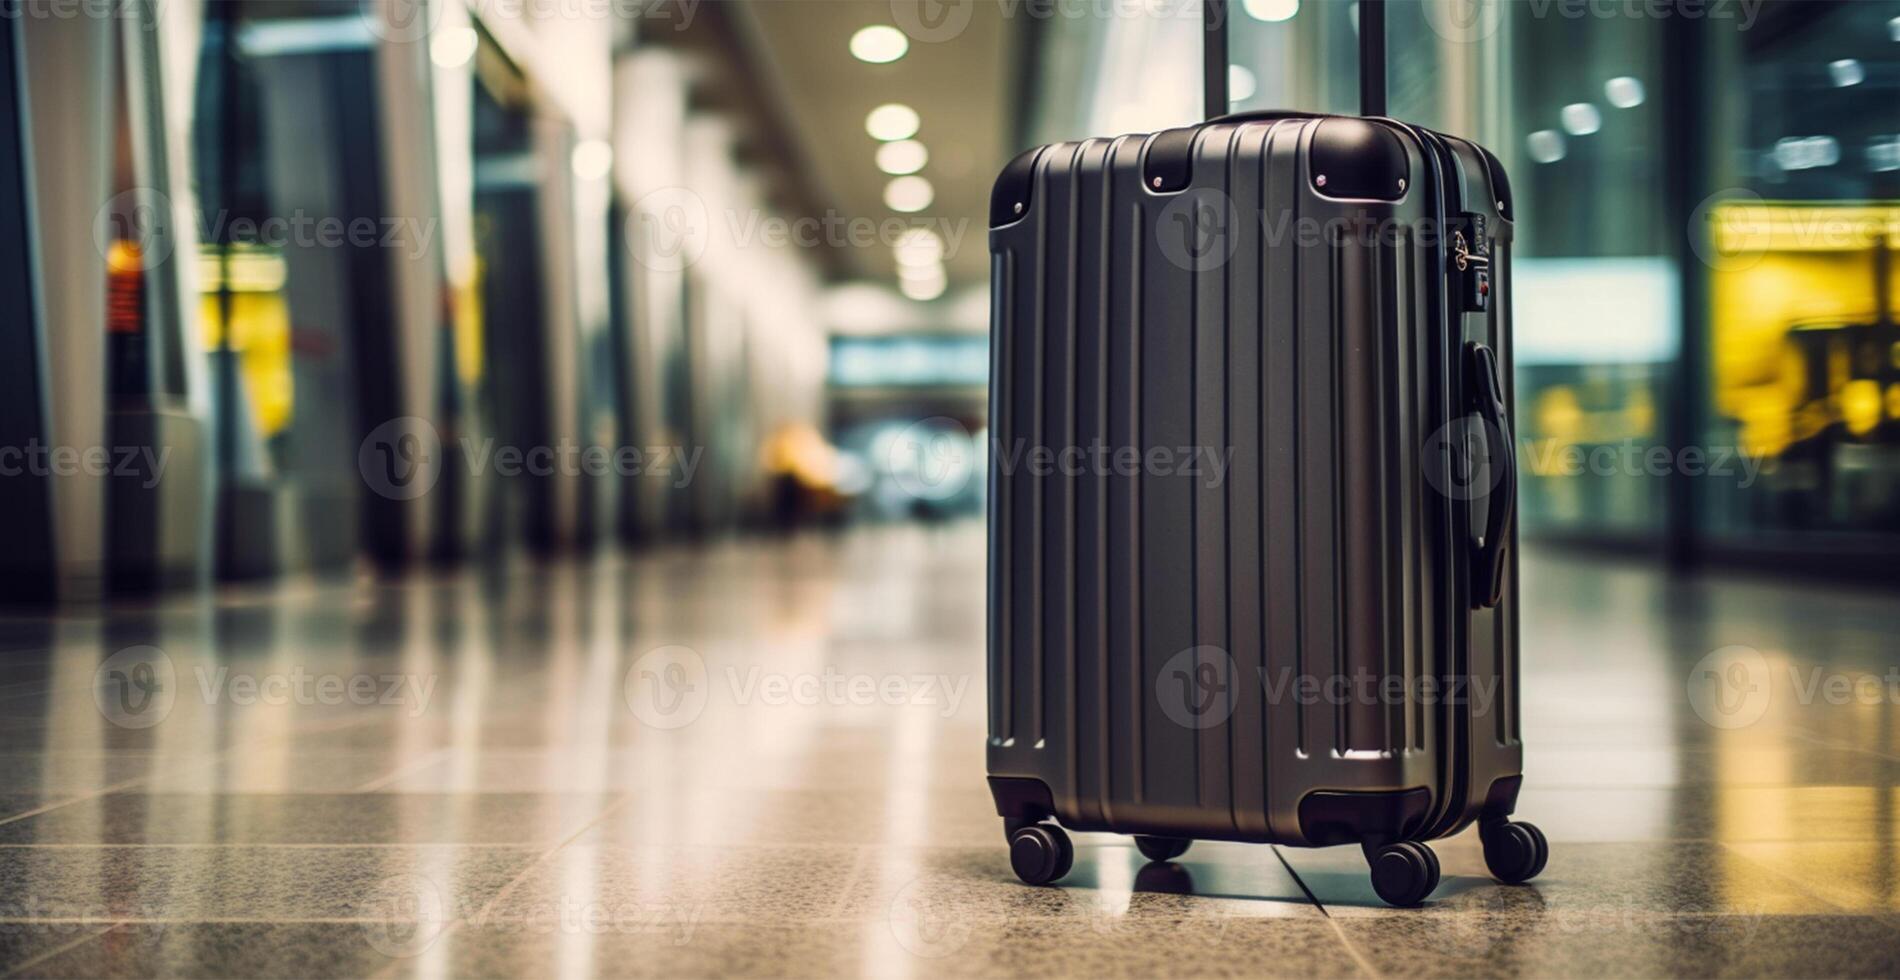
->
[1203,0,1387,120]
[1467,342,1516,608]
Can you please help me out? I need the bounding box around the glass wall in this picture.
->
[1699,2,1900,558]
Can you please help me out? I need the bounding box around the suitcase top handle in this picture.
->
[1203,0,1386,120]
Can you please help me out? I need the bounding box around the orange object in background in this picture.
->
[106,240,144,335]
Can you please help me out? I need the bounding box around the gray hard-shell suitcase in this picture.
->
[983,0,1544,907]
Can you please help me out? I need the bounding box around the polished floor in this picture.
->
[1,522,1898,978]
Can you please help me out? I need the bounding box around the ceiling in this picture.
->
[735,1,1016,290]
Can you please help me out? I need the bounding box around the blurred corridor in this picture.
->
[3,524,1900,975]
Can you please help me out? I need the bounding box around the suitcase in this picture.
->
[983,0,1543,907]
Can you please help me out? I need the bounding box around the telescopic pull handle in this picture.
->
[1203,0,1387,120]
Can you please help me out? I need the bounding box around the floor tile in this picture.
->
[1332,913,1900,979]
[478,844,869,926]
[0,793,618,846]
[413,918,1364,980]
[1722,841,1900,911]
[0,528,1895,975]
[11,923,409,979]
[0,845,536,921]
[830,841,1325,923]
[1279,835,1835,917]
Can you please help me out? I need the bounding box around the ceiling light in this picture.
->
[1242,0,1299,23]
[900,273,947,301]
[1829,58,1865,87]
[893,228,944,266]
[897,262,943,282]
[865,103,920,142]
[1229,65,1257,103]
[1560,103,1601,136]
[1774,135,1840,171]
[884,175,933,213]
[850,25,909,64]
[571,139,613,180]
[1604,76,1645,109]
[430,26,478,69]
[876,140,929,176]
[1868,136,1900,173]
[1526,129,1566,164]
[1890,16,1900,42]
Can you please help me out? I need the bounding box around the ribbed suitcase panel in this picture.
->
[990,116,1516,845]
[1225,123,1272,841]
[1070,138,1113,828]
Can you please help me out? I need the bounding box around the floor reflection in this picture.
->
[0,523,1897,977]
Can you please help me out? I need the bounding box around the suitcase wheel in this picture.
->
[1365,841,1441,907]
[1480,820,1549,885]
[1008,823,1074,886]
[1133,836,1192,863]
